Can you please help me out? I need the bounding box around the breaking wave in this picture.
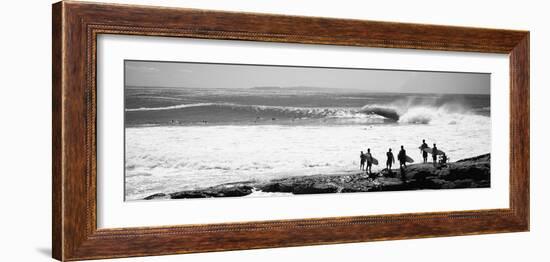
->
[126,99,489,125]
[127,102,379,121]
[362,99,489,125]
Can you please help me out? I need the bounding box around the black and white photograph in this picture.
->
[124,60,491,201]
[3,0,545,261]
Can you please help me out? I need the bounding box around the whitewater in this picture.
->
[124,87,491,200]
[125,105,490,200]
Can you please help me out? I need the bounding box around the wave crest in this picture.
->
[361,99,487,125]
[126,103,217,112]
[127,103,385,122]
[126,99,488,125]
[360,105,401,121]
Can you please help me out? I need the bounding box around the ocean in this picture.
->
[124,86,491,200]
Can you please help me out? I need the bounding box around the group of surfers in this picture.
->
[359,139,448,174]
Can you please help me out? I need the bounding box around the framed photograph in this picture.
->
[52,1,529,261]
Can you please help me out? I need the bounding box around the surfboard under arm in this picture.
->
[423,147,445,155]
[371,157,379,165]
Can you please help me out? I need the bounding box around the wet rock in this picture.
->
[167,184,254,199]
[258,180,296,193]
[143,193,169,200]
[292,182,341,194]
[144,154,491,200]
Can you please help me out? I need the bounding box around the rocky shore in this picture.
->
[144,153,490,200]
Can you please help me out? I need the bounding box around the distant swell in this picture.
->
[126,103,218,112]
[126,101,489,125]
[127,103,382,121]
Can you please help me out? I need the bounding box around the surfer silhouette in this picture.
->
[360,151,366,171]
[398,145,407,169]
[432,143,438,165]
[386,148,395,172]
[365,148,373,174]
[420,139,428,163]
[439,152,448,166]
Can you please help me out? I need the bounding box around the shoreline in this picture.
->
[142,153,490,200]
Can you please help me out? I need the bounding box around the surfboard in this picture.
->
[422,147,432,154]
[422,147,445,155]
[405,155,414,163]
[371,157,379,165]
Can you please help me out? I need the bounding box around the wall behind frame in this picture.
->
[0,0,546,261]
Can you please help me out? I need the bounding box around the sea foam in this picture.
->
[125,119,491,200]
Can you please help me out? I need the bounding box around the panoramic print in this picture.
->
[124,60,491,201]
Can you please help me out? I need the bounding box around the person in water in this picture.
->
[365,148,373,174]
[398,145,407,169]
[386,148,395,172]
[420,139,429,163]
[432,143,439,165]
[359,151,366,171]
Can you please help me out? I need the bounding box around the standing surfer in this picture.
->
[420,139,428,163]
[432,143,438,166]
[398,145,407,169]
[359,151,366,171]
[365,148,373,174]
[386,148,395,172]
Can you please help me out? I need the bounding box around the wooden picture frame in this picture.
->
[52,1,529,261]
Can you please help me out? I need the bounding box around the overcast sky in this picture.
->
[125,60,490,94]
